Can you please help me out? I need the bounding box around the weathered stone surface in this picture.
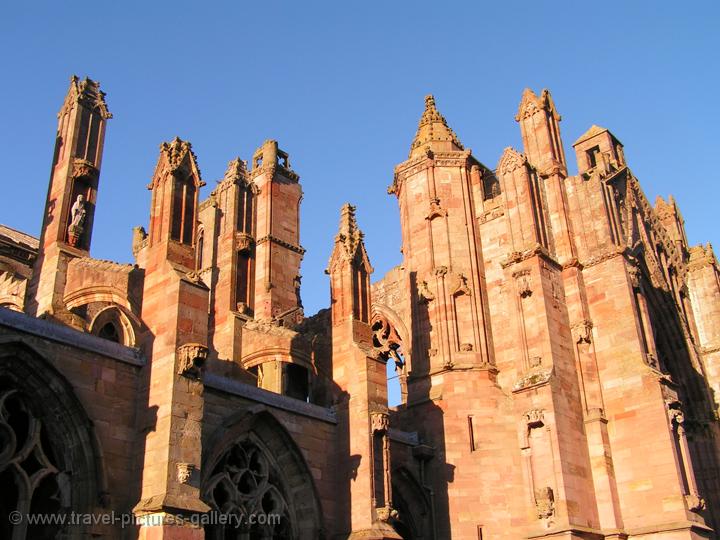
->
[0,78,718,539]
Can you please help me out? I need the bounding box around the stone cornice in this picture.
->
[255,235,305,255]
[500,243,560,270]
[390,150,475,195]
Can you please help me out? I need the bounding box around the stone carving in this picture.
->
[417,278,435,303]
[514,365,552,392]
[370,412,389,433]
[514,269,532,298]
[534,486,555,519]
[645,352,660,370]
[667,401,685,427]
[426,197,447,220]
[685,493,706,513]
[176,343,208,379]
[497,147,528,176]
[176,462,195,484]
[375,505,398,523]
[185,271,202,284]
[67,194,87,247]
[72,158,98,180]
[449,272,471,297]
[571,320,593,344]
[434,265,448,277]
[524,409,545,428]
[236,232,254,253]
[460,343,473,352]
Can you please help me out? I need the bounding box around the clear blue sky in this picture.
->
[1,1,719,319]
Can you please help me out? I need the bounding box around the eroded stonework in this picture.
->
[0,76,719,539]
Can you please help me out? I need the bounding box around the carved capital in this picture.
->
[524,409,545,428]
[235,232,255,253]
[417,278,435,304]
[177,343,208,379]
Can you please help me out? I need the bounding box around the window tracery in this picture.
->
[203,436,294,539]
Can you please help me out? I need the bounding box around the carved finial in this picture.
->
[59,74,112,119]
[326,203,374,275]
[336,203,363,255]
[409,94,464,158]
[149,136,204,188]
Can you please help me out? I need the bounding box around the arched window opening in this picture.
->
[0,381,68,540]
[235,251,254,313]
[483,172,502,201]
[97,321,120,343]
[196,229,204,271]
[89,306,135,347]
[353,265,370,323]
[203,437,294,540]
[0,345,101,540]
[237,184,254,234]
[171,176,196,245]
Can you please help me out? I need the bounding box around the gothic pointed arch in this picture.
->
[0,340,104,540]
[88,304,139,347]
[201,407,323,540]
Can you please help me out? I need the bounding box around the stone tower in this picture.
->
[26,76,112,317]
[327,204,400,539]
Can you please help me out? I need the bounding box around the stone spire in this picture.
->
[409,95,464,158]
[327,202,373,275]
[335,203,364,257]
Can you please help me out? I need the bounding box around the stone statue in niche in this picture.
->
[67,194,87,247]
